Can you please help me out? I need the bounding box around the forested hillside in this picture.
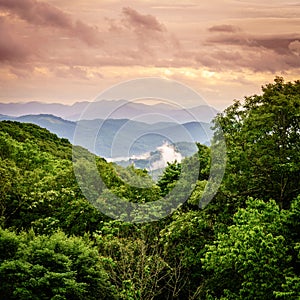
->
[0,78,299,299]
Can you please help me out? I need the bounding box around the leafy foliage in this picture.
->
[0,77,299,299]
[202,199,291,299]
[0,228,116,300]
[214,77,300,209]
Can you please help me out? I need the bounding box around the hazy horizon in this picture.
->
[0,98,217,109]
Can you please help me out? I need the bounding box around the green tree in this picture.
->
[157,161,181,197]
[0,122,109,234]
[0,228,116,300]
[159,210,213,299]
[274,195,300,298]
[95,221,168,300]
[214,77,300,209]
[202,198,291,299]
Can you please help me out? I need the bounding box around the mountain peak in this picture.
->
[0,100,218,123]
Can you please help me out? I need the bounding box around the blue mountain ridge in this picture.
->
[0,114,213,158]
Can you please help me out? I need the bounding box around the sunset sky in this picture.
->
[0,0,299,109]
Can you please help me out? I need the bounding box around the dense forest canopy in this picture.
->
[0,77,299,299]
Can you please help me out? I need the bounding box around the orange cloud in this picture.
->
[0,17,34,62]
[122,7,165,32]
[208,24,241,33]
[0,0,102,46]
[205,29,300,71]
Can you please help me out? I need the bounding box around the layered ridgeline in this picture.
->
[0,78,300,299]
[0,100,216,169]
[0,114,212,160]
[0,100,218,123]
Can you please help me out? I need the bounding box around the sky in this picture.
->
[0,0,299,109]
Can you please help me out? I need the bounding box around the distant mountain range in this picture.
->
[0,114,213,158]
[0,100,218,123]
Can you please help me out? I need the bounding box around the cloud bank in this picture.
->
[0,0,299,107]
